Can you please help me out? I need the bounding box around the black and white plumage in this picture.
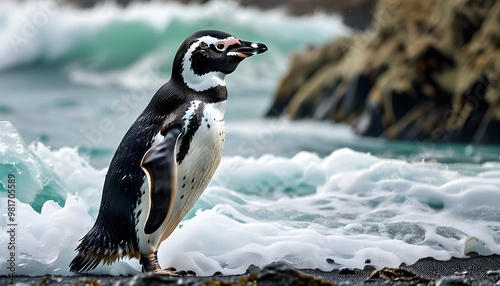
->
[69,30,267,274]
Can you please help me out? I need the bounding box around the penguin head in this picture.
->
[172,30,267,92]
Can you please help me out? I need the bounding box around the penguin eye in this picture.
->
[215,42,226,52]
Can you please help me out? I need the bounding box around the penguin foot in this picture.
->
[140,252,161,273]
[152,267,178,276]
[153,267,196,276]
[140,253,196,276]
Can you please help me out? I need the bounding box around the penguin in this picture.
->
[69,30,267,274]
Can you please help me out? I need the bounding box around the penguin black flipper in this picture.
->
[141,125,182,235]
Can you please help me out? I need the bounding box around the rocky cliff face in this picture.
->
[267,0,500,144]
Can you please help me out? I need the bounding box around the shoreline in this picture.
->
[3,255,500,285]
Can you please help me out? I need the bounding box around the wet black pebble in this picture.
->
[339,268,356,275]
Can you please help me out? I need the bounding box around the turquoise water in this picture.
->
[0,0,499,276]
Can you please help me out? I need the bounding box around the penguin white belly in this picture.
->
[137,100,226,253]
[162,100,226,240]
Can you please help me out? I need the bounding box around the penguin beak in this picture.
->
[227,40,268,58]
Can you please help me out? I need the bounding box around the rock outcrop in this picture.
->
[267,0,500,144]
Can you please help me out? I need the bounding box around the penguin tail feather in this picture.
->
[69,226,139,273]
[69,253,104,274]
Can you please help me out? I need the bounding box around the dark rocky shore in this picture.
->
[3,255,500,286]
[267,0,500,144]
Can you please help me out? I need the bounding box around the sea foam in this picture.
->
[1,121,499,276]
[0,0,348,86]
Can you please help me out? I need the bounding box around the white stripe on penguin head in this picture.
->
[181,36,239,92]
